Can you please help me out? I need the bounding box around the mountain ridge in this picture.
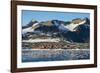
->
[22,18,90,43]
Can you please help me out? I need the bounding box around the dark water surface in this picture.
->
[22,49,90,62]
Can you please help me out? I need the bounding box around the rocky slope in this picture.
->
[22,18,90,43]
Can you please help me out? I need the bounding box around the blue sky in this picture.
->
[22,10,90,26]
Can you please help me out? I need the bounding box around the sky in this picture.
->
[22,10,90,26]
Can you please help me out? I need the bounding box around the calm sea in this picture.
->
[22,49,90,62]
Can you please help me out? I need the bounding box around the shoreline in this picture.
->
[22,42,89,49]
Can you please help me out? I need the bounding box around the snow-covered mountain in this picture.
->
[22,19,39,33]
[65,18,86,31]
[22,18,90,43]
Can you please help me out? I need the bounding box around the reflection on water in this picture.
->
[22,49,90,62]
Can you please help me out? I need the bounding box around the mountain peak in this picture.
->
[72,18,83,24]
[22,19,38,29]
[31,19,37,22]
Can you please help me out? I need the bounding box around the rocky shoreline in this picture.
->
[22,42,89,49]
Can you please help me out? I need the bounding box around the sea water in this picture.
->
[22,49,90,62]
